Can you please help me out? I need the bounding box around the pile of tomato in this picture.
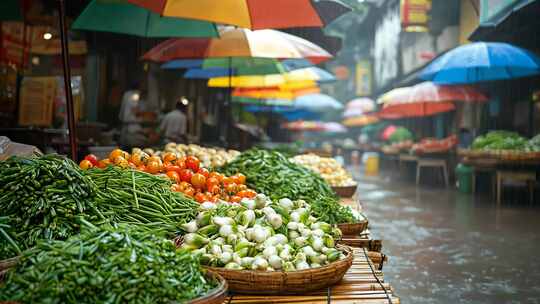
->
[80,148,257,204]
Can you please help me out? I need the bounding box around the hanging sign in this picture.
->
[400,0,432,32]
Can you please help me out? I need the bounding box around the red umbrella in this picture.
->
[128,0,351,30]
[377,81,486,119]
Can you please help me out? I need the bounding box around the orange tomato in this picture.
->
[166,171,180,183]
[128,161,137,169]
[183,187,195,197]
[206,177,219,189]
[185,156,200,172]
[97,159,111,168]
[209,172,224,182]
[230,195,242,203]
[137,164,147,172]
[237,184,248,191]
[171,184,182,192]
[148,156,161,164]
[179,181,191,191]
[191,173,207,189]
[79,159,93,170]
[109,148,124,161]
[208,184,220,195]
[176,160,186,170]
[243,189,257,198]
[222,177,234,186]
[165,164,182,174]
[225,183,238,194]
[162,152,177,164]
[195,192,207,203]
[146,161,161,174]
[236,173,246,185]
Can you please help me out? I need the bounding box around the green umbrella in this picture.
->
[203,58,286,74]
[232,96,294,106]
[72,0,218,38]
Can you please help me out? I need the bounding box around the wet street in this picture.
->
[352,168,540,304]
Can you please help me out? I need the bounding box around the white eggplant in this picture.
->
[287,222,299,231]
[293,236,307,247]
[278,198,294,211]
[263,246,277,258]
[311,237,324,252]
[273,234,288,245]
[219,252,232,264]
[213,216,234,226]
[268,255,283,269]
[288,230,300,239]
[219,225,234,237]
[267,214,283,229]
[182,220,198,233]
[252,256,269,270]
[312,229,324,237]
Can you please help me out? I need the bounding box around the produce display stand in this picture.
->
[221,247,399,304]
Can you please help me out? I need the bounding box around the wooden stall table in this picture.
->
[462,157,540,204]
[398,153,417,180]
[415,152,453,187]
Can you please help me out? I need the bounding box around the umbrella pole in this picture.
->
[226,56,232,148]
[58,0,77,160]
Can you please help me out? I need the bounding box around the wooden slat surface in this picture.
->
[224,248,399,304]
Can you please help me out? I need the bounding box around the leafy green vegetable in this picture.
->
[218,149,355,224]
[0,224,217,303]
[388,127,413,143]
[471,130,528,150]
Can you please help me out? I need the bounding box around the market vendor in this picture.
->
[159,98,188,143]
[118,83,146,148]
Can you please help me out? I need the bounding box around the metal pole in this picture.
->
[58,0,77,160]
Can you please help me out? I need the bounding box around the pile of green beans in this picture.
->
[0,155,102,259]
[0,223,217,303]
[86,166,200,234]
[219,149,355,224]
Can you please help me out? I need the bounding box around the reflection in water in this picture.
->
[353,169,540,304]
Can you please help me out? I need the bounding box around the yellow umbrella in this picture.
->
[377,87,411,104]
[208,68,322,88]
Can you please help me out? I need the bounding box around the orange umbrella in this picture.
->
[128,0,351,30]
[343,115,380,127]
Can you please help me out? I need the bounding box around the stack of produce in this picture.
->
[0,155,101,259]
[162,143,241,168]
[180,195,345,271]
[469,131,540,159]
[218,149,357,224]
[290,154,356,187]
[411,135,457,154]
[85,166,200,233]
[388,127,413,143]
[80,149,258,204]
[0,224,218,303]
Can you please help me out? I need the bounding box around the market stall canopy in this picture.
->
[243,105,321,121]
[233,86,321,100]
[342,107,365,118]
[142,27,332,64]
[419,42,540,84]
[346,98,376,112]
[127,0,350,30]
[282,120,326,131]
[72,0,218,38]
[343,115,380,127]
[378,102,455,119]
[322,122,347,133]
[161,58,314,71]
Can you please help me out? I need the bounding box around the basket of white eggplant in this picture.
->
[178,195,353,294]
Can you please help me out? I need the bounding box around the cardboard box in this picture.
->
[18,76,56,126]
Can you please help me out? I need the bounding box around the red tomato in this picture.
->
[179,169,194,183]
[209,172,224,182]
[185,156,200,172]
[230,196,242,203]
[222,177,234,186]
[166,171,180,183]
[176,160,186,170]
[191,173,207,189]
[84,154,98,166]
[198,168,210,178]
[195,192,207,203]
[146,161,161,174]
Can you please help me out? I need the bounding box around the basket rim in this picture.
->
[330,184,358,190]
[188,271,228,304]
[203,244,353,275]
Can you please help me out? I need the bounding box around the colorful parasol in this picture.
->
[142,27,332,64]
[233,86,321,100]
[207,67,334,88]
[346,97,376,112]
[343,115,380,127]
[127,0,351,30]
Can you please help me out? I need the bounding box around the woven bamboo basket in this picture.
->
[337,219,368,236]
[189,271,228,304]
[0,257,19,283]
[202,245,353,294]
[331,184,357,198]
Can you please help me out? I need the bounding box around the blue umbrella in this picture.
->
[294,94,343,112]
[243,105,321,120]
[420,42,540,84]
[184,68,232,79]
[281,58,313,71]
[161,59,204,69]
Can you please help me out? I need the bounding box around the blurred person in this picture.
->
[118,83,146,148]
[160,97,188,143]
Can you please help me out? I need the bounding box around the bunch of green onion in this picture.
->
[181,194,345,271]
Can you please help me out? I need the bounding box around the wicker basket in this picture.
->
[189,271,228,304]
[331,185,357,198]
[337,220,368,236]
[203,245,353,294]
[0,257,19,283]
